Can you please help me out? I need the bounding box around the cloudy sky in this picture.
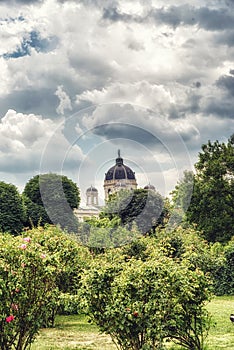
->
[0,0,233,204]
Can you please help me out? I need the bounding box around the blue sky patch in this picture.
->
[3,31,58,59]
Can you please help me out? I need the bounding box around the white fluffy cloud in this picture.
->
[0,0,233,196]
[0,109,84,189]
[55,85,72,115]
[0,109,54,151]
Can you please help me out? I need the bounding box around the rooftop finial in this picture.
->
[116,149,123,165]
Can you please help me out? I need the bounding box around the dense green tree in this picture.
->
[102,189,164,234]
[22,196,51,228]
[0,181,25,235]
[171,170,194,212]
[168,171,194,229]
[23,173,80,232]
[209,239,234,295]
[186,135,234,242]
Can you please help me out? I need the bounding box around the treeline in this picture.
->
[0,134,233,246]
[0,173,81,234]
[0,135,233,244]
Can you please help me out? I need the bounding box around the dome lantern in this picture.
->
[86,185,99,206]
[116,149,123,166]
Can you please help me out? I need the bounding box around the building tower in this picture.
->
[86,185,99,206]
[104,150,137,200]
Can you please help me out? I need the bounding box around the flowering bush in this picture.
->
[0,231,60,350]
[0,225,91,350]
[29,225,91,295]
[81,246,212,350]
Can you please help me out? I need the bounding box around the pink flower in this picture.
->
[20,244,27,250]
[15,288,20,293]
[23,237,31,243]
[21,263,26,268]
[41,253,46,259]
[6,315,15,323]
[11,303,19,311]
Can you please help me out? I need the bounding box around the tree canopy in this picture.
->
[187,135,234,242]
[23,173,80,232]
[0,181,25,235]
[171,170,194,213]
[102,189,164,234]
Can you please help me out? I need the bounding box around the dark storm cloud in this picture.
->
[0,89,58,118]
[103,4,234,31]
[91,121,198,151]
[217,74,234,96]
[103,7,134,22]
[168,92,202,120]
[204,99,234,119]
[93,123,160,146]
[214,30,234,47]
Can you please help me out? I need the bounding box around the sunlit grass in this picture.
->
[206,296,234,350]
[31,315,116,350]
[32,297,234,349]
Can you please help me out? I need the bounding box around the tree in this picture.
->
[171,170,194,212]
[0,181,25,235]
[187,135,234,242]
[168,171,194,229]
[23,174,80,232]
[102,189,164,234]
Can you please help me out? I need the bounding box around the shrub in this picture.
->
[0,233,59,350]
[81,247,212,350]
[0,225,91,349]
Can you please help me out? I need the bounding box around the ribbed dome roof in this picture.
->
[105,150,136,181]
[86,185,98,192]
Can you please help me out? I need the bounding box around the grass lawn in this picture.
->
[206,295,234,350]
[31,314,116,350]
[32,296,234,350]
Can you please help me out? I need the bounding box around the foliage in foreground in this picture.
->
[81,239,212,350]
[0,232,58,350]
[0,226,90,350]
